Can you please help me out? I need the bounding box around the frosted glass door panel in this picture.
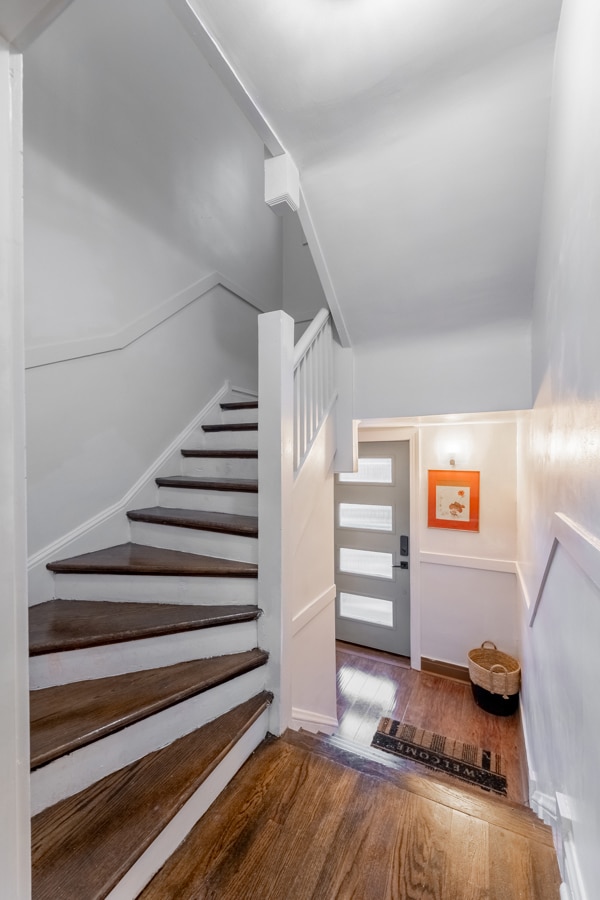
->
[339,503,393,532]
[339,548,393,579]
[338,458,392,484]
[340,592,393,628]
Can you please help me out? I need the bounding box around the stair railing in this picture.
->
[293,308,336,473]
[258,307,337,736]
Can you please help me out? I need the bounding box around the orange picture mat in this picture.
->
[427,469,480,531]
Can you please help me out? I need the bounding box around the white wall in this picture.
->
[24,0,282,566]
[518,0,600,896]
[282,212,327,332]
[361,419,519,668]
[354,320,531,419]
[290,416,337,731]
[419,421,519,665]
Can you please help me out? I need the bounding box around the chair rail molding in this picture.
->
[25,272,265,369]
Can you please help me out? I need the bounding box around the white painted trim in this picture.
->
[8,0,75,50]
[290,708,338,735]
[229,384,259,399]
[529,512,600,626]
[0,41,31,899]
[167,0,284,157]
[104,710,268,900]
[556,791,587,900]
[258,311,295,736]
[293,307,329,366]
[297,187,351,348]
[409,429,421,671]
[292,584,336,637]
[25,272,264,369]
[294,392,338,477]
[419,552,517,574]
[27,381,229,586]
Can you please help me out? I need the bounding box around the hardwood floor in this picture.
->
[335,641,529,805]
[140,731,560,900]
[139,641,560,899]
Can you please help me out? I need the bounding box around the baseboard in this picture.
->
[290,708,338,735]
[27,381,231,605]
[421,657,470,684]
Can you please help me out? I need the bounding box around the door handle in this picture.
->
[400,534,409,556]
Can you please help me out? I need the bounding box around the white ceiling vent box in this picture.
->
[265,154,300,214]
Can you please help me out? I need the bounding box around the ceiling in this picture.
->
[186,0,562,346]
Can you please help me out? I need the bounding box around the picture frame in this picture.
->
[427,469,480,532]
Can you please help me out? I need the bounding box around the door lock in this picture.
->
[400,534,409,556]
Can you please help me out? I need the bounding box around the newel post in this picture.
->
[257,310,295,735]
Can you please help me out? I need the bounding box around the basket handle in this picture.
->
[481,641,497,650]
[490,663,509,699]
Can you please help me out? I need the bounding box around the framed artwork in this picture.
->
[427,469,480,532]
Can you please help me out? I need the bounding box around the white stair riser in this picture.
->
[52,572,258,604]
[30,619,259,688]
[200,429,258,450]
[158,486,258,516]
[220,407,258,424]
[128,520,258,563]
[31,665,267,815]
[180,456,258,479]
[105,710,268,900]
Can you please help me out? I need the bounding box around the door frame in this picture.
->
[357,425,421,670]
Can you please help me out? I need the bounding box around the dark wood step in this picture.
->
[127,507,258,537]
[220,400,258,411]
[202,422,257,432]
[156,476,258,493]
[181,448,258,459]
[31,692,273,900]
[29,600,260,656]
[30,649,268,769]
[283,729,554,847]
[46,543,258,577]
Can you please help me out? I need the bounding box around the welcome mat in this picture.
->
[371,718,507,796]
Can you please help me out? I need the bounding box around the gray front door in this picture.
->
[334,441,410,656]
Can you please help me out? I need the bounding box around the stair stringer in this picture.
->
[104,710,268,900]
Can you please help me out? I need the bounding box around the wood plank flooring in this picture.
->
[336,641,529,804]
[139,731,561,900]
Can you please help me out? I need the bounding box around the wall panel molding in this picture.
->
[420,551,516,574]
[291,584,336,637]
[25,272,265,369]
[527,512,600,626]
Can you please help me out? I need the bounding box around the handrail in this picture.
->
[293,308,336,472]
[293,308,330,367]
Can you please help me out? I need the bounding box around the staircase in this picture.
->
[29,395,272,899]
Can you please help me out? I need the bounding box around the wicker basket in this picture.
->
[468,641,521,700]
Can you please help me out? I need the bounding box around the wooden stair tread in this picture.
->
[283,730,554,847]
[46,542,258,577]
[181,448,258,458]
[30,649,268,769]
[156,475,258,493]
[29,599,260,656]
[31,692,273,900]
[219,400,258,410]
[202,422,257,432]
[127,506,258,536]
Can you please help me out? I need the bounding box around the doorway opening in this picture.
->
[334,440,411,658]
